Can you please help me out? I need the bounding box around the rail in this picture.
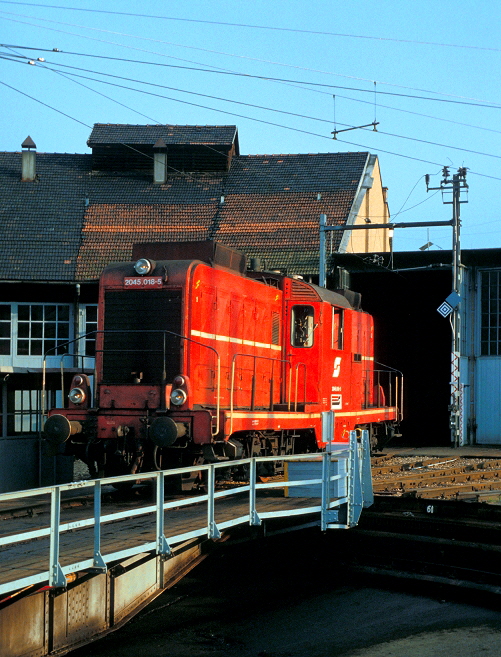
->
[0,430,372,596]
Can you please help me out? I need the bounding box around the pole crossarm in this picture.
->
[324,219,454,232]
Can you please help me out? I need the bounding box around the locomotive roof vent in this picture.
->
[248,257,264,272]
[131,241,246,274]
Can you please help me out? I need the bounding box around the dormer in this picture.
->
[87,124,239,175]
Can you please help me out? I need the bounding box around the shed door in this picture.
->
[476,358,501,444]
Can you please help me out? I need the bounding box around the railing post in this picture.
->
[207,465,221,539]
[347,432,356,526]
[92,480,107,571]
[320,451,331,531]
[49,487,66,588]
[251,355,256,411]
[360,429,374,508]
[249,459,261,526]
[347,431,365,526]
[156,472,171,556]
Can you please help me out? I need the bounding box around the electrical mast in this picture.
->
[426,167,468,446]
[319,166,468,447]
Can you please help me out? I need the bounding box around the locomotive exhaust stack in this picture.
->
[43,241,402,481]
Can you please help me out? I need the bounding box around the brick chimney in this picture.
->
[153,138,167,184]
[21,136,37,181]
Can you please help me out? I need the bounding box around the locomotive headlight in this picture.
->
[68,387,86,405]
[134,258,155,275]
[170,388,187,406]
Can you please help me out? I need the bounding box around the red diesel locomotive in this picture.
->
[43,241,401,478]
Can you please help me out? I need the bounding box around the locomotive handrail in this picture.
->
[374,362,404,422]
[42,335,97,420]
[95,329,223,436]
[96,329,221,436]
[0,430,372,597]
[42,330,222,436]
[373,362,404,422]
[361,361,404,422]
[229,353,292,435]
[291,362,307,411]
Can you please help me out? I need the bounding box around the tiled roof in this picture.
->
[76,203,217,279]
[226,153,367,193]
[0,140,372,282]
[87,124,239,148]
[213,191,353,272]
[0,152,89,281]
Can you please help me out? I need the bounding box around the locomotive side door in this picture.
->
[285,302,321,407]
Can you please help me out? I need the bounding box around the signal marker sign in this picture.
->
[437,301,453,318]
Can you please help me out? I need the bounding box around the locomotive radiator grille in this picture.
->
[102,289,182,384]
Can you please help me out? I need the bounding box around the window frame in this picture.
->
[331,306,344,350]
[480,269,501,356]
[0,302,74,364]
[291,305,315,348]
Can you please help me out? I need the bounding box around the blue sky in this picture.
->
[1,0,500,252]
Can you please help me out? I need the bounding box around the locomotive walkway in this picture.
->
[0,430,372,657]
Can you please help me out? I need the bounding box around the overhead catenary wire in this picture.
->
[2,50,501,181]
[1,4,499,255]
[5,54,501,166]
[1,11,501,108]
[1,0,501,54]
[4,43,501,139]
[3,66,501,183]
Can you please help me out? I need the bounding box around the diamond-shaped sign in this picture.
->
[437,301,453,318]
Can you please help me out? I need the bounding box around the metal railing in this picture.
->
[0,430,372,596]
[363,364,404,421]
[228,354,309,434]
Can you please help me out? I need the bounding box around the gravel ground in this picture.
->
[73,459,90,481]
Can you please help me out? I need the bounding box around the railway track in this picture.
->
[2,453,501,524]
[372,454,501,501]
[335,452,501,597]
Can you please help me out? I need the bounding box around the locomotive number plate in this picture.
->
[123,277,163,288]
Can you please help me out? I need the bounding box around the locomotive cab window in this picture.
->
[291,305,315,347]
[332,307,344,350]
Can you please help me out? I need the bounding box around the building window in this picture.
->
[291,305,315,347]
[84,305,98,356]
[0,304,11,355]
[5,381,59,435]
[17,304,70,356]
[13,389,42,433]
[481,270,501,356]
